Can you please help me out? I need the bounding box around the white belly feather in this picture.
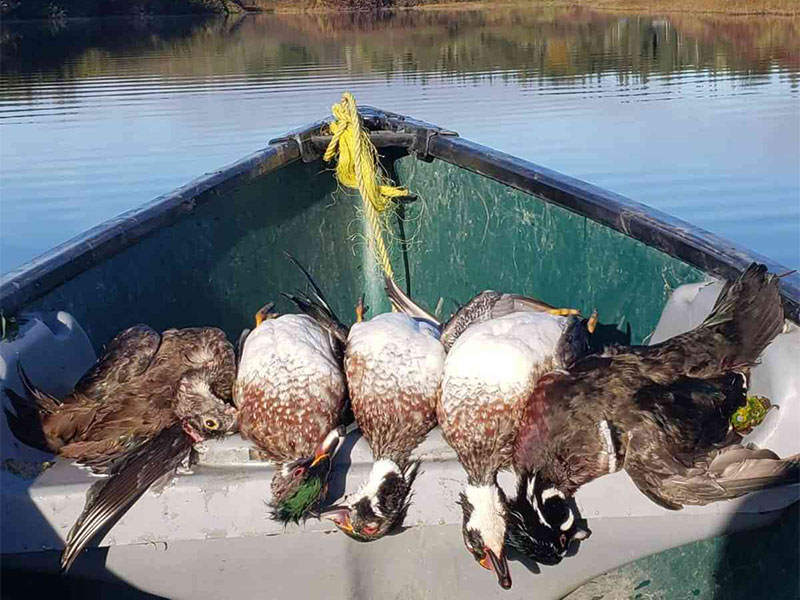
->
[347,312,444,402]
[235,314,344,411]
[441,311,567,414]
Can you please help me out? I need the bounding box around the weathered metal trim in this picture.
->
[309,132,418,152]
[269,116,331,163]
[423,134,800,324]
[0,141,300,316]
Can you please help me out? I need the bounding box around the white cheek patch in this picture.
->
[465,484,507,555]
[370,495,384,519]
[573,527,590,541]
[526,474,537,504]
[528,481,551,530]
[350,459,400,517]
[560,507,575,532]
[541,488,565,502]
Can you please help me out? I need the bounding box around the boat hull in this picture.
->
[1,107,797,599]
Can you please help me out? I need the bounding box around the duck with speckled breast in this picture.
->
[378,278,596,589]
[310,276,587,544]
[286,280,442,542]
[234,257,349,525]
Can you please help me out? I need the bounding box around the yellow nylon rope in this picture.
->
[323,92,408,280]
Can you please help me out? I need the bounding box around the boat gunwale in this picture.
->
[1,107,797,324]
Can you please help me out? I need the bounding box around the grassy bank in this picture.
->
[2,0,798,18]
[253,0,799,16]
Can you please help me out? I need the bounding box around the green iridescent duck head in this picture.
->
[269,428,344,524]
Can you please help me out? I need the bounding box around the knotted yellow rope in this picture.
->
[323,92,408,279]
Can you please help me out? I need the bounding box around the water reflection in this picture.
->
[3,10,798,84]
[1,9,798,272]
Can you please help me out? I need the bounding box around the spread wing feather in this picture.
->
[60,424,192,572]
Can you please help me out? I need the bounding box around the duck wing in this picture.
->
[442,291,567,350]
[60,423,192,572]
[623,375,797,509]
[72,325,162,402]
[56,387,177,467]
[626,434,799,509]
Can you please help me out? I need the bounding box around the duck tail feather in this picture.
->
[3,387,51,452]
[283,253,349,344]
[700,263,784,368]
[675,446,800,504]
[384,276,440,326]
[708,448,799,499]
[3,363,61,452]
[17,362,61,412]
[236,328,251,372]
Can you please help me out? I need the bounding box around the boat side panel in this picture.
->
[22,161,372,348]
[393,155,707,344]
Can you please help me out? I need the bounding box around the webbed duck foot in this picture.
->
[254,302,277,327]
[587,309,599,334]
[546,308,581,317]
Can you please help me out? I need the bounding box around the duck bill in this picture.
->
[310,427,346,469]
[181,420,205,444]
[487,550,512,590]
[320,506,354,534]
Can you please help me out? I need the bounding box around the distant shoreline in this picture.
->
[2,0,797,20]
[259,0,799,17]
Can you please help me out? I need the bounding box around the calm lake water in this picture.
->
[1,9,798,274]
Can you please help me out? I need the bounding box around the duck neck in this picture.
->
[464,483,507,555]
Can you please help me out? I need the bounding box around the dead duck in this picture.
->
[234,261,348,525]
[387,278,593,587]
[4,324,237,572]
[318,295,444,541]
[317,279,589,545]
[439,309,594,589]
[508,263,799,566]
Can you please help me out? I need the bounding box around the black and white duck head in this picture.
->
[322,459,420,541]
[458,484,513,589]
[506,472,590,566]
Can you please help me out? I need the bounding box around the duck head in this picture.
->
[269,427,344,524]
[506,471,590,565]
[322,459,419,541]
[458,484,512,590]
[174,369,238,443]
